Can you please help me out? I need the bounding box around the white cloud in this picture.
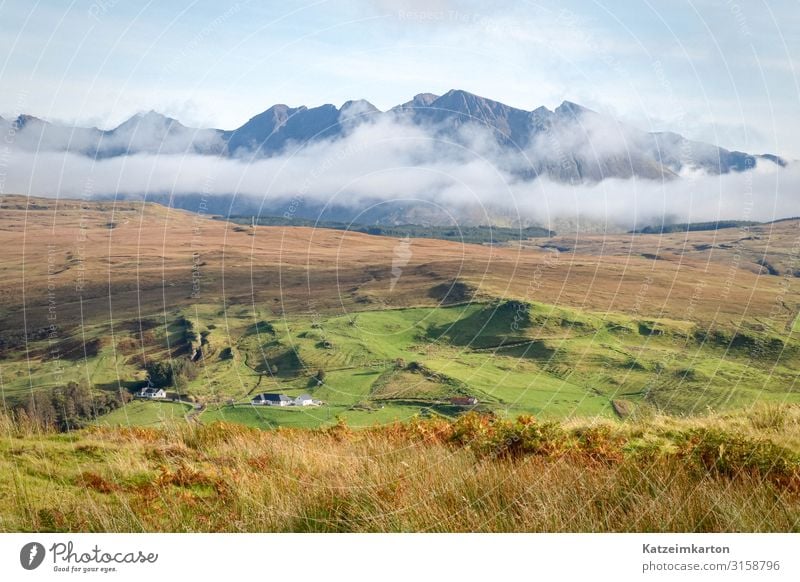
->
[2,111,797,231]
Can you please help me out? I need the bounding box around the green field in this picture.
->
[5,295,800,430]
[94,400,192,427]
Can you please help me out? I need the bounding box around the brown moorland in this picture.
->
[1,194,798,336]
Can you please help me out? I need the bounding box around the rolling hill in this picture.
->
[1,194,799,429]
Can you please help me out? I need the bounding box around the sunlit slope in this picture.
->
[2,194,800,425]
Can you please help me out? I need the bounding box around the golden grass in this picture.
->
[1,405,798,532]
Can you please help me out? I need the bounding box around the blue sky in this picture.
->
[1,0,798,156]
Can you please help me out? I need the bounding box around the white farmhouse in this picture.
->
[294,394,315,406]
[251,393,293,407]
[138,387,167,399]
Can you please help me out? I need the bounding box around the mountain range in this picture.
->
[1,89,786,185]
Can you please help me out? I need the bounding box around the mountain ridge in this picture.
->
[1,89,787,183]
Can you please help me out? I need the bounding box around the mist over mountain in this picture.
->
[2,89,785,177]
[0,89,794,231]
[0,110,225,157]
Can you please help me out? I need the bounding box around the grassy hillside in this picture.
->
[1,406,798,532]
[2,195,800,430]
[3,194,795,335]
[2,196,800,533]
[6,297,800,430]
[95,401,192,428]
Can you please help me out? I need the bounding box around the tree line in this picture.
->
[10,381,130,431]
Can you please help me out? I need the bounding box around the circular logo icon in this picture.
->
[20,542,46,570]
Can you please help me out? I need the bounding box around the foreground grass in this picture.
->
[1,406,799,532]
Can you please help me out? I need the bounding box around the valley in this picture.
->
[1,194,799,429]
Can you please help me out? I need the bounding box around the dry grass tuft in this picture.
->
[1,408,799,532]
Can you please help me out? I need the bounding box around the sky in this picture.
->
[0,0,798,157]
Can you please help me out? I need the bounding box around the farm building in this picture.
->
[137,387,167,399]
[294,394,316,406]
[251,393,293,407]
[449,396,478,406]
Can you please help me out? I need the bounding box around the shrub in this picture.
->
[446,413,566,459]
[146,359,198,389]
[489,415,566,459]
[573,425,625,464]
[448,412,491,447]
[78,472,118,493]
[679,428,800,488]
[145,361,174,388]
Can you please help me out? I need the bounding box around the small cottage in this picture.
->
[138,386,167,399]
[251,393,293,407]
[294,394,315,406]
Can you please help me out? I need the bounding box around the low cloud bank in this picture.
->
[1,113,796,230]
